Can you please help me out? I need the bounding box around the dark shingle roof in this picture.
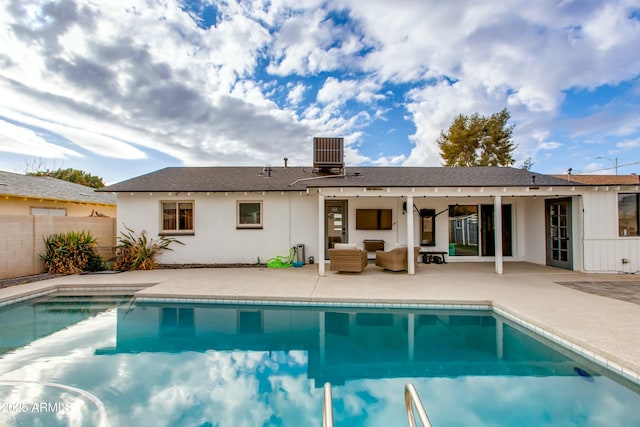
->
[101,166,580,193]
[0,170,116,205]
[551,174,640,185]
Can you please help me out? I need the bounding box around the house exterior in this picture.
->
[0,170,117,279]
[100,154,640,276]
[0,170,116,217]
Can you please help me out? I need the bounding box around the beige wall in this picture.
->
[0,215,116,280]
[0,197,116,217]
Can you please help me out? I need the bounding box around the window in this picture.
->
[237,201,262,229]
[161,201,193,233]
[31,207,66,216]
[618,193,639,236]
[419,209,436,246]
[448,205,479,256]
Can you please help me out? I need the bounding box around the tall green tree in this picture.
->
[28,167,106,188]
[437,108,516,167]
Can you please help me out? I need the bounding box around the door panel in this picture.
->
[545,199,572,269]
[480,204,513,257]
[325,201,348,259]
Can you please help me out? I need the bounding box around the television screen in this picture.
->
[356,209,392,230]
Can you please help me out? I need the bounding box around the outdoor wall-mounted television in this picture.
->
[355,209,393,230]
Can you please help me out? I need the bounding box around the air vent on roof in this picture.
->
[313,137,344,173]
[260,165,272,177]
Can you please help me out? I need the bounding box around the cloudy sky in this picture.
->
[1,0,639,184]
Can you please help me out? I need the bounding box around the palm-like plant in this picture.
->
[114,225,183,271]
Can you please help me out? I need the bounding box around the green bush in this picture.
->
[40,231,104,274]
[114,225,183,271]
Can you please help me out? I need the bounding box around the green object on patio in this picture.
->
[449,243,456,256]
[266,247,295,268]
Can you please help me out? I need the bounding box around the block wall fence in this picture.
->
[0,215,116,280]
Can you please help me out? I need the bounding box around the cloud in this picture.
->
[0,119,82,158]
[618,138,640,149]
[287,82,307,106]
[338,0,640,166]
[265,6,365,76]
[316,77,383,106]
[0,0,639,177]
[538,141,562,150]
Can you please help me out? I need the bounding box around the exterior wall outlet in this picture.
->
[622,258,629,264]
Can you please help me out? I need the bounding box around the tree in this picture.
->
[521,157,535,171]
[437,108,516,167]
[28,167,106,188]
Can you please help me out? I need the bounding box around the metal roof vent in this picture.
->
[313,137,344,173]
[260,165,272,177]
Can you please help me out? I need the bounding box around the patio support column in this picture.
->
[494,195,503,274]
[318,193,325,276]
[406,195,415,275]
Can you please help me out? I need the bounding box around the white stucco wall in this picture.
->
[116,192,318,265]
[115,186,639,273]
[343,197,404,250]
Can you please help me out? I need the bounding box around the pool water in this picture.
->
[0,295,639,426]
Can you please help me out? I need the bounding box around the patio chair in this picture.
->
[375,246,421,272]
[266,247,295,268]
[329,243,368,273]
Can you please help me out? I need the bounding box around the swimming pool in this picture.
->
[0,295,639,426]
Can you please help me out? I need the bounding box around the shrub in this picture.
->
[113,225,183,271]
[40,231,104,274]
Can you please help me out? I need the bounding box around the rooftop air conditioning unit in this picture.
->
[313,137,344,172]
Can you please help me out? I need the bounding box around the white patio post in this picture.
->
[494,195,503,274]
[406,195,415,275]
[318,193,326,276]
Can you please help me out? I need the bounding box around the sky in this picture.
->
[1,0,639,184]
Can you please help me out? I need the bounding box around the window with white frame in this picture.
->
[618,193,639,237]
[161,201,194,234]
[31,207,66,216]
[237,201,262,229]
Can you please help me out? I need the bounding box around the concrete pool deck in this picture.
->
[1,261,640,385]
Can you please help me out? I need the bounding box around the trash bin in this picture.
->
[448,243,456,256]
[296,244,305,264]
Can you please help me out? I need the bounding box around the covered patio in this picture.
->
[315,180,582,276]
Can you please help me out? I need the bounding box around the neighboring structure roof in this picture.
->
[101,166,581,193]
[0,170,116,205]
[551,174,640,185]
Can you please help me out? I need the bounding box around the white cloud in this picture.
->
[618,138,640,149]
[265,7,364,76]
[287,82,307,106]
[0,119,82,159]
[0,0,639,177]
[538,141,562,150]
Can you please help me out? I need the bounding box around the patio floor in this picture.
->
[1,261,640,385]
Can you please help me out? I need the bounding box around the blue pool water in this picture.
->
[0,295,639,426]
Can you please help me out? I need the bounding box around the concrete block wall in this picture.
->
[0,215,116,280]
